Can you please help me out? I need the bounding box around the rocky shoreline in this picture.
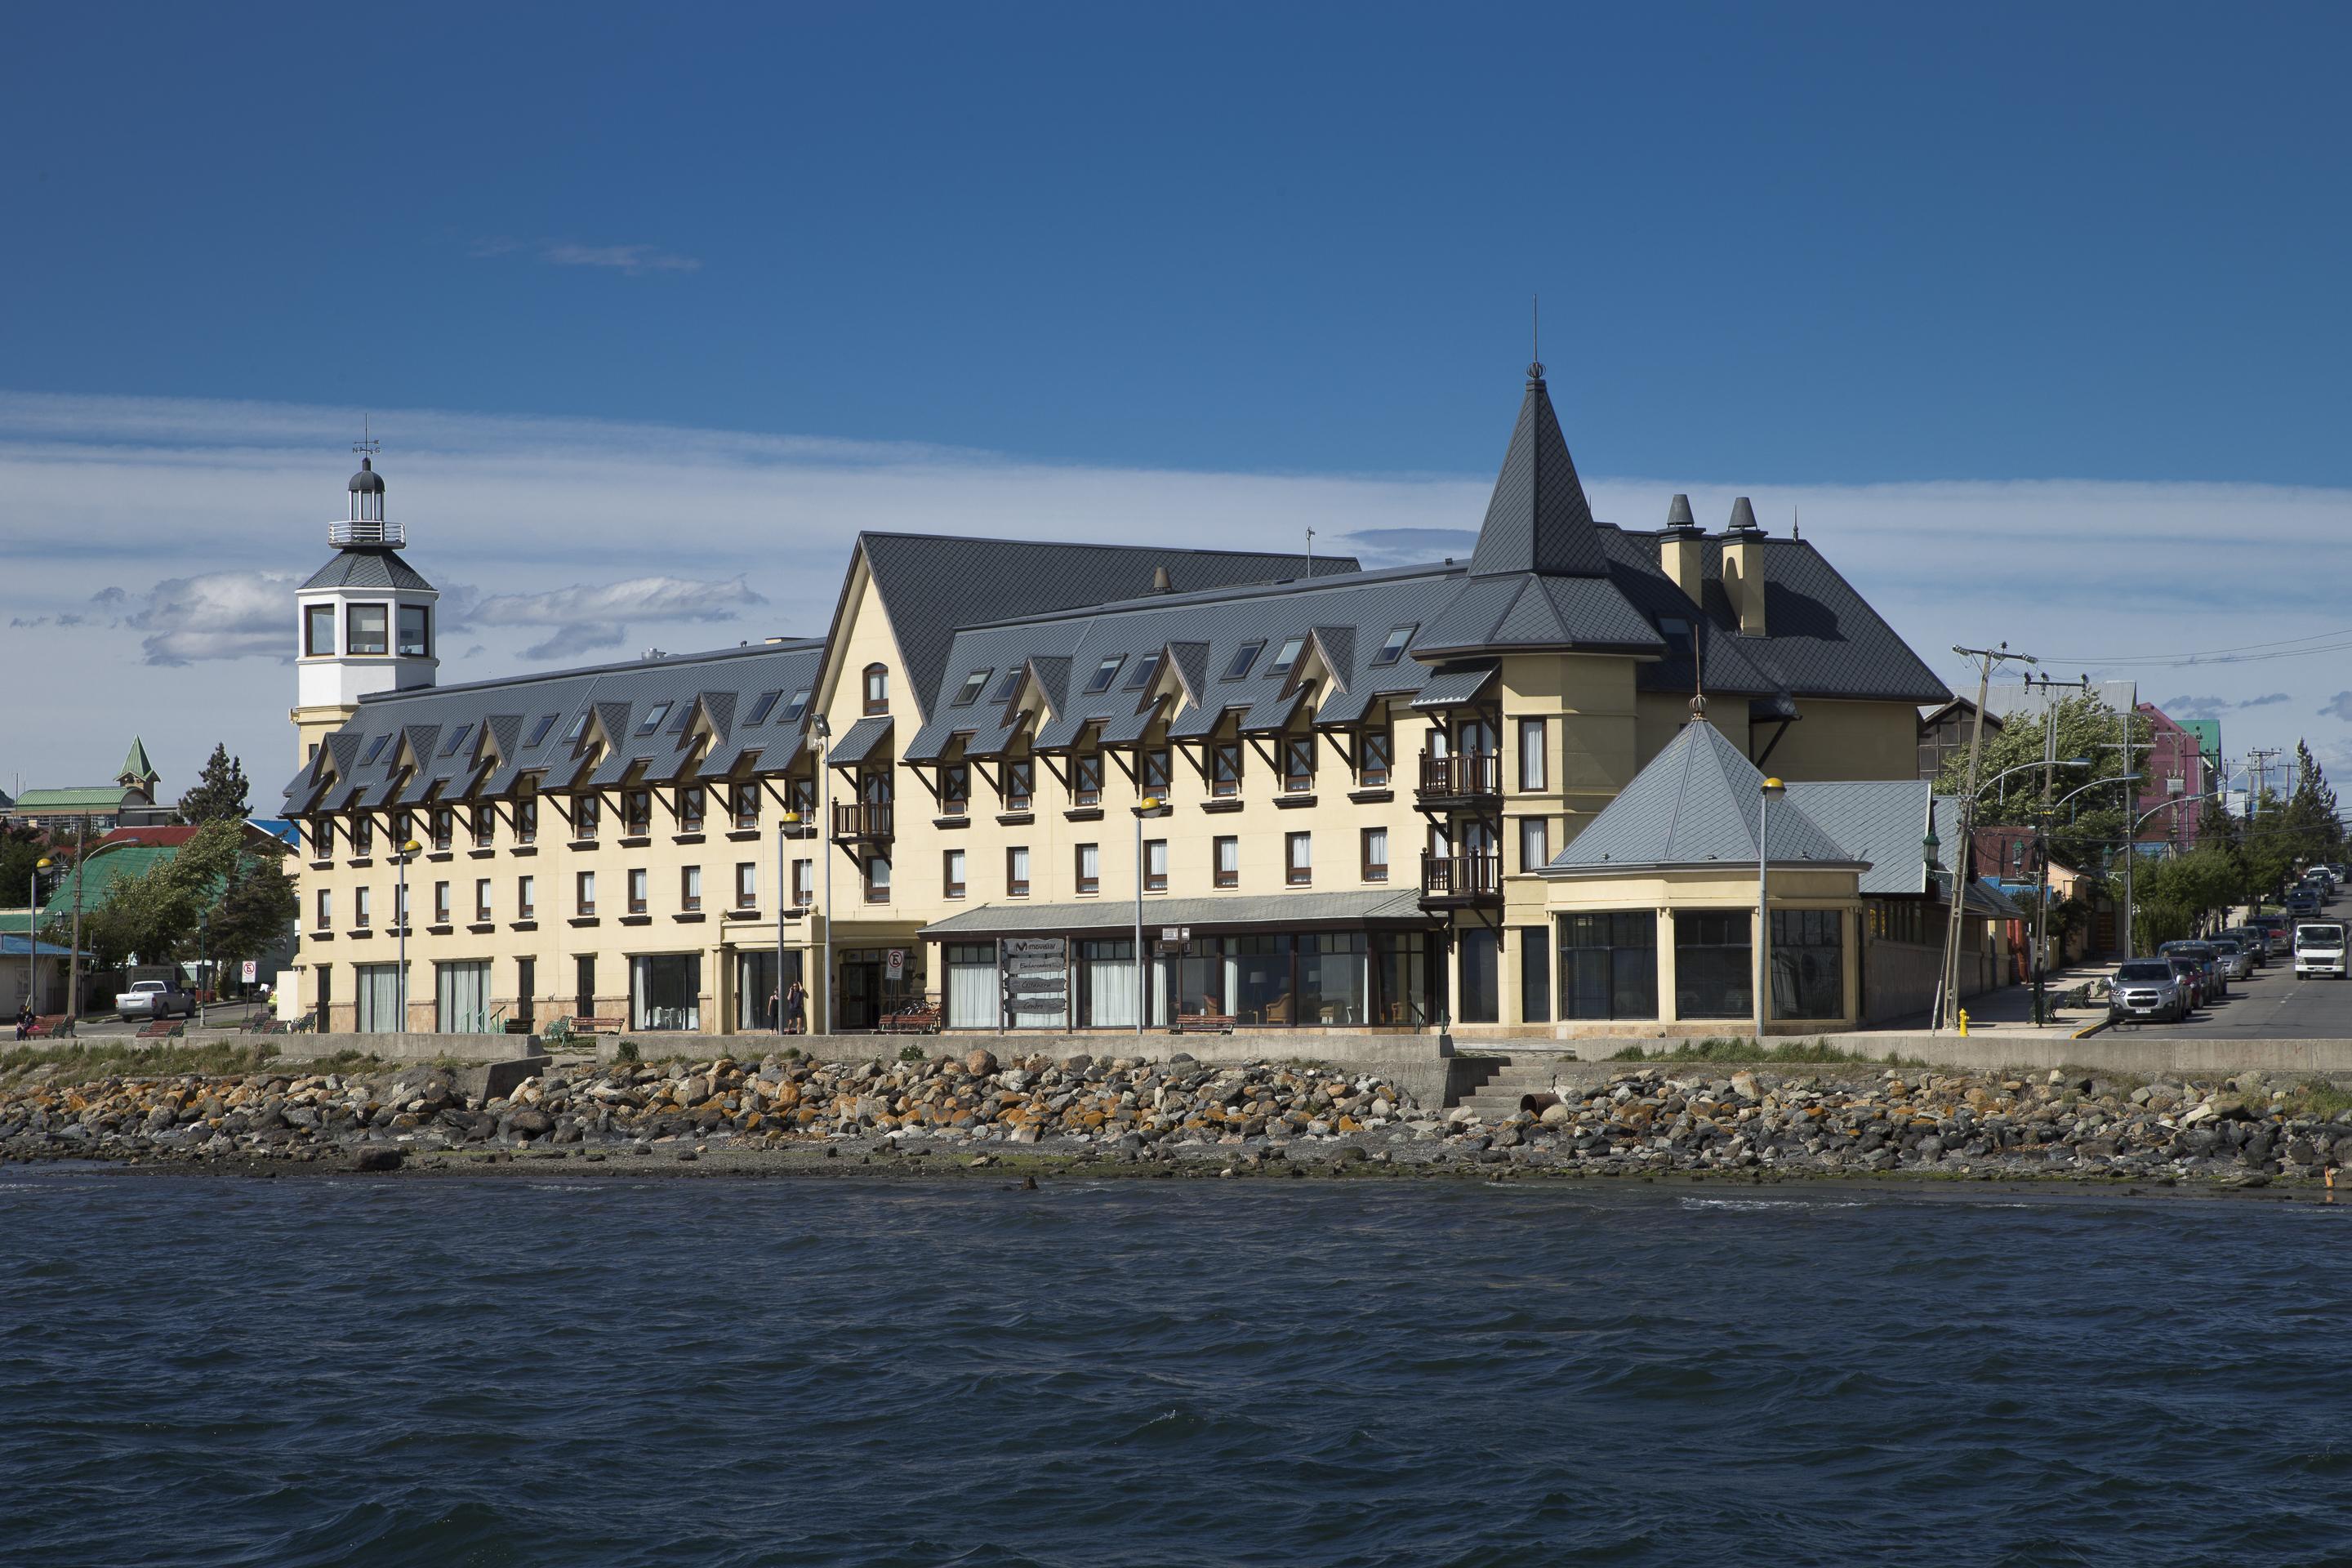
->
[2,1048,2349,1190]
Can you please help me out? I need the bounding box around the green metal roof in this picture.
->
[12,786,132,809]
[121,736,158,786]
[37,842,184,918]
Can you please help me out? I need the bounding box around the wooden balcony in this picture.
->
[1417,751,1501,806]
[1419,852,1502,909]
[831,800,895,843]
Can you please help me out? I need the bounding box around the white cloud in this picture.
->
[473,574,765,628]
[474,237,702,276]
[520,623,628,662]
[2319,693,2352,723]
[127,571,301,666]
[2160,693,2292,719]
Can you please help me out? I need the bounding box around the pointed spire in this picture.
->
[118,737,157,790]
[1467,364,1609,578]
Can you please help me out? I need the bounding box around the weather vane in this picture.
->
[354,413,380,458]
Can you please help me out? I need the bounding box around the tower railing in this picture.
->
[328,519,407,548]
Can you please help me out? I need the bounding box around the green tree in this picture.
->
[208,847,298,987]
[1936,693,2145,874]
[0,821,52,907]
[176,744,252,826]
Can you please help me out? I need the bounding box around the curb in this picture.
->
[2070,1018,2114,1040]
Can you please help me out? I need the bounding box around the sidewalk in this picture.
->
[1875,964,2114,1038]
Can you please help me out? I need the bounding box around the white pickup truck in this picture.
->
[115,978,197,1020]
[2293,920,2348,979]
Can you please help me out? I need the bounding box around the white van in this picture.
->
[2293,920,2347,978]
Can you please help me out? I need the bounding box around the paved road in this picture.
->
[2108,953,2352,1040]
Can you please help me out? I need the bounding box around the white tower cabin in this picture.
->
[291,452,439,764]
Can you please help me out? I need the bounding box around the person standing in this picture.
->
[783,978,807,1035]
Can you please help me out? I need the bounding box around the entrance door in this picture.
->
[315,963,332,1033]
[435,960,492,1033]
[575,954,596,1019]
[515,956,536,1031]
[840,958,883,1031]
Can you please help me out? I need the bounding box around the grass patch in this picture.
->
[0,1040,381,1082]
[2287,1080,2352,1121]
[1606,1036,1929,1068]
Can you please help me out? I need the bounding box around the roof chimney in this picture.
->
[1721,497,1766,636]
[1151,565,1174,595]
[1659,494,1704,604]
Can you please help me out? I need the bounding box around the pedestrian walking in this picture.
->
[784,978,807,1034]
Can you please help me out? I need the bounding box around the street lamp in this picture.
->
[1755,775,1784,1046]
[776,809,798,1035]
[395,837,421,1033]
[1131,795,1172,1036]
[811,714,831,1036]
[26,856,51,1018]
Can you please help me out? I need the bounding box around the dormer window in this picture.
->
[1222,642,1264,681]
[1267,637,1305,677]
[953,670,991,707]
[305,604,336,657]
[864,664,889,715]
[1373,625,1415,666]
[636,703,671,736]
[1085,656,1124,694]
[666,703,693,735]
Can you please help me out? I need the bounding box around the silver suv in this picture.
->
[2109,959,2188,1024]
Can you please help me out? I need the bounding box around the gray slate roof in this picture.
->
[1465,369,1610,578]
[1548,718,1861,873]
[921,888,1428,938]
[1784,781,1935,896]
[299,546,435,592]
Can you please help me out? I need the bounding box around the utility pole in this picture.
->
[65,816,88,1028]
[1936,643,2037,1031]
[2247,746,2282,907]
[2023,674,2092,1024]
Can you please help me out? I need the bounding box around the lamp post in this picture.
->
[27,856,51,1016]
[65,816,88,1025]
[1132,795,1170,1035]
[812,715,831,1036]
[395,837,421,1033]
[775,812,793,1035]
[1756,775,1784,1047]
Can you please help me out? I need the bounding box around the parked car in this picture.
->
[115,978,196,1021]
[2158,941,2228,999]
[2204,936,2255,981]
[2287,889,2320,916]
[2110,960,2190,1024]
[2295,920,2349,978]
[2164,955,2207,1009]
[2220,927,2270,967]
[2249,915,2292,956]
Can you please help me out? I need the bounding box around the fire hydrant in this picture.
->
[1958,1007,1971,1037]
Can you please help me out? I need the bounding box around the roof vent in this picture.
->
[1726,497,1761,533]
[1665,494,1698,531]
[1151,565,1174,595]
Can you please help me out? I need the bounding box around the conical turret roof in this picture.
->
[118,737,158,790]
[1466,365,1608,578]
[1548,714,1863,873]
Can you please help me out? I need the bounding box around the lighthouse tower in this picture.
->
[291,446,439,764]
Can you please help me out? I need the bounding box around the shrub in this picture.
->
[615,1040,641,1063]
[898,1044,927,1062]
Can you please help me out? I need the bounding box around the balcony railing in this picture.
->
[1417,751,1502,803]
[1419,852,1502,905]
[328,519,407,548]
[832,800,895,842]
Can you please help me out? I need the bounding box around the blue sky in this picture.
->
[4,2,2352,796]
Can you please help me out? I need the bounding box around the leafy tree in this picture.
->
[1937,693,2145,875]
[176,745,252,826]
[0,821,52,907]
[209,848,298,987]
[68,821,290,978]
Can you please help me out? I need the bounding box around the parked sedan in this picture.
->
[2158,941,2229,999]
[2221,926,2270,967]
[2110,960,2190,1024]
[2165,955,2208,1009]
[2203,936,2256,981]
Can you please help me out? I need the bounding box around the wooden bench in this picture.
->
[879,1000,942,1035]
[135,1019,186,1040]
[1174,1011,1236,1034]
[17,1013,73,1040]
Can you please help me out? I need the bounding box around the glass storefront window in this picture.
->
[736,949,803,1032]
[1371,932,1429,1026]
[630,954,702,1031]
[1771,909,1845,1021]
[1456,929,1499,1022]
[1296,933,1370,1026]
[1219,934,1292,1026]
[1558,911,1659,1020]
[1673,911,1751,1020]
[945,942,1000,1030]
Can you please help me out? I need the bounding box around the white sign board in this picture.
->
[886,948,906,979]
[241,960,259,983]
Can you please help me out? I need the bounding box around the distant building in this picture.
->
[2136,703,2207,850]
[2176,717,2221,773]
[8,739,174,835]
[1917,698,2002,781]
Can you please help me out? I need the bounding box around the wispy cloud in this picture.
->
[125,571,300,666]
[474,575,767,662]
[2159,693,2291,719]
[2319,693,2352,722]
[473,236,702,276]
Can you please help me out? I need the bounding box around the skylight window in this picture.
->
[1123,653,1160,691]
[636,702,671,736]
[1267,637,1306,677]
[360,735,390,764]
[564,715,589,744]
[440,724,473,758]
[953,670,992,707]
[988,669,1023,703]
[780,689,811,724]
[1373,625,1415,666]
[525,714,559,747]
[1085,655,1125,694]
[666,703,693,734]
[746,691,782,726]
[1222,641,1265,681]
[1658,617,1694,653]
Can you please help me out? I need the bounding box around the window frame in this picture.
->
[863,662,889,715]
[1085,655,1125,693]
[1075,842,1101,895]
[1285,831,1312,887]
[395,604,431,659]
[1214,835,1240,889]
[942,762,970,817]
[680,864,702,912]
[1221,641,1265,681]
[474,878,492,922]
[1212,742,1242,797]
[346,603,389,657]
[735,862,758,910]
[1358,728,1392,789]
[1007,845,1031,898]
[1267,636,1306,677]
[943,848,967,900]
[1372,625,1415,666]
[953,670,991,707]
[626,867,648,916]
[1519,815,1550,873]
[517,875,536,920]
[864,853,892,903]
[1144,838,1168,892]
[1361,826,1389,883]
[1282,737,1316,793]
[304,603,336,657]
[1073,753,1103,807]
[575,871,597,918]
[1518,717,1547,792]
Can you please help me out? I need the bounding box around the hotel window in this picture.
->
[354,887,372,929]
[1085,655,1124,693]
[394,884,410,929]
[1212,742,1241,797]
[1142,747,1173,795]
[304,603,335,656]
[1124,653,1160,691]
[310,818,333,858]
[1214,835,1239,889]
[1007,846,1031,898]
[680,865,702,912]
[441,724,472,758]
[525,714,559,748]
[942,763,970,817]
[575,872,597,918]
[953,669,991,706]
[746,690,782,726]
[1673,911,1752,1020]
[865,853,891,903]
[943,849,967,899]
[347,603,388,656]
[791,858,813,908]
[1519,816,1550,873]
[788,776,817,817]
[432,881,451,925]
[1073,754,1102,807]
[472,808,493,849]
[624,790,652,836]
[390,811,412,847]
[1519,718,1547,791]
[1358,728,1392,789]
[987,669,1023,703]
[1075,843,1100,894]
[1145,839,1168,892]
[1559,912,1659,1021]
[315,889,332,929]
[1283,737,1315,793]
[515,798,538,844]
[1372,625,1414,666]
[517,876,535,920]
[1361,826,1389,882]
[1223,642,1264,681]
[354,817,374,856]
[575,796,600,840]
[431,808,453,851]
[474,879,492,922]
[627,868,648,915]
[735,862,758,909]
[1521,928,1552,1024]
[863,663,889,715]
[395,604,430,658]
[679,786,705,832]
[1006,760,1034,813]
[635,703,670,737]
[1771,910,1846,1022]
[1286,831,1312,887]
[1267,636,1305,677]
[733,783,759,830]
